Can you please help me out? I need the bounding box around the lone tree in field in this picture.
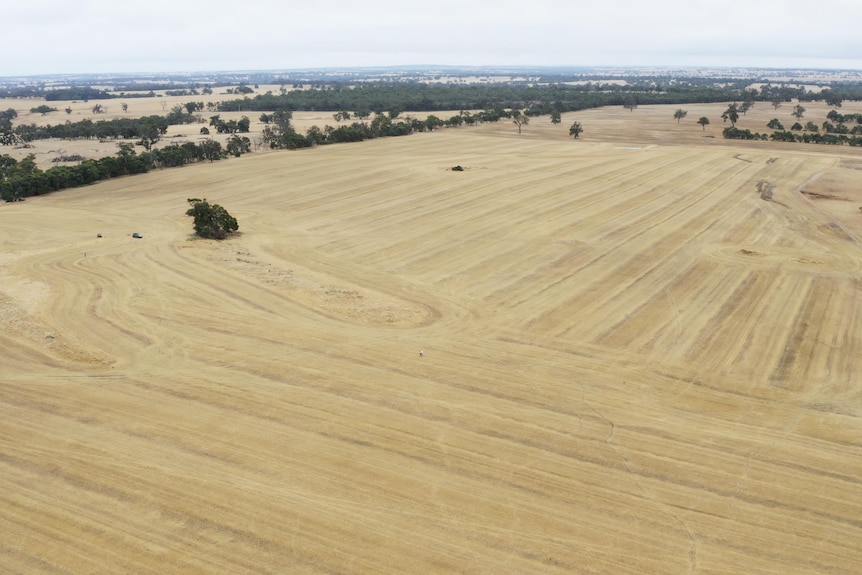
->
[550,111,561,126]
[771,98,783,111]
[569,121,583,138]
[674,109,688,123]
[697,116,710,131]
[186,198,238,239]
[721,103,739,127]
[512,110,529,134]
[792,104,806,121]
[623,97,638,112]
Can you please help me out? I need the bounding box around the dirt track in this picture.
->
[2,105,862,574]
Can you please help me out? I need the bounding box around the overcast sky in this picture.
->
[5,0,862,76]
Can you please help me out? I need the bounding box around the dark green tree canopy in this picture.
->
[185,198,238,239]
[30,105,57,115]
[721,103,739,127]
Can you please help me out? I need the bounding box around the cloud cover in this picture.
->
[5,0,862,75]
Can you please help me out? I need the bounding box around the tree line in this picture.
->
[5,75,862,109]
[7,76,862,202]
[6,115,171,144]
[203,81,862,117]
[0,105,522,200]
[257,108,548,150]
[6,81,862,148]
[722,126,862,145]
[1,104,248,146]
[718,100,862,146]
[0,139,236,202]
[212,83,752,116]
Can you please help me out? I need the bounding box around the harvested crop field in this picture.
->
[2,106,862,574]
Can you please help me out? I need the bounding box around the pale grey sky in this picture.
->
[5,0,862,76]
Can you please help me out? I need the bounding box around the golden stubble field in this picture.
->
[2,102,862,574]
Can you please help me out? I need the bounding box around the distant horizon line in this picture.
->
[4,63,862,80]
